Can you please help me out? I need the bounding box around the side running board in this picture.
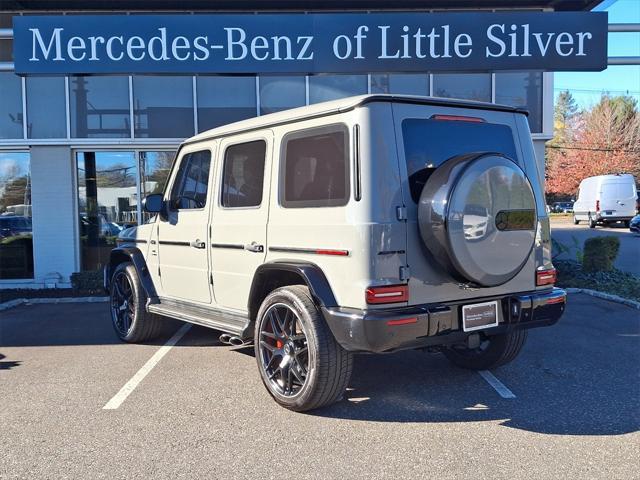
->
[148,299,249,337]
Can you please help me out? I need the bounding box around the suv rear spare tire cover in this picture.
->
[418,153,537,287]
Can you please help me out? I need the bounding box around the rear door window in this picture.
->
[221,140,267,208]
[280,124,349,208]
[402,118,518,203]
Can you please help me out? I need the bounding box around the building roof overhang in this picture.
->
[0,0,606,12]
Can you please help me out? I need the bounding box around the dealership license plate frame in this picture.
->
[462,300,499,332]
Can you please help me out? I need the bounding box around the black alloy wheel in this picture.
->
[111,269,135,337]
[258,303,309,397]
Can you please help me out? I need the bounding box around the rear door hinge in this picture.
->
[396,206,407,221]
[400,265,410,281]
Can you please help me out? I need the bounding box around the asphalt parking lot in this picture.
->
[1,295,639,479]
[550,217,640,275]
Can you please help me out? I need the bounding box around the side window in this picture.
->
[281,125,349,208]
[170,150,211,209]
[221,140,267,208]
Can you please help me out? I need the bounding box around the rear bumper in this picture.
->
[322,288,566,353]
[596,214,633,222]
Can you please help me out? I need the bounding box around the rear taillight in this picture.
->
[536,267,557,286]
[596,200,600,212]
[366,284,409,304]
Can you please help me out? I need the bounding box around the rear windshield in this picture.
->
[402,118,518,203]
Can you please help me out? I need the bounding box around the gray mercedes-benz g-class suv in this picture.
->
[106,94,565,411]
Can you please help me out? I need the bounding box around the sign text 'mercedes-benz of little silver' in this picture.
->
[12,12,608,75]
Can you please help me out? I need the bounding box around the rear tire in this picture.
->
[624,220,630,228]
[254,285,353,412]
[588,214,597,228]
[443,330,528,370]
[573,216,579,225]
[109,262,164,343]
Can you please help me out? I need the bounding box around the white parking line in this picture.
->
[478,370,516,399]
[103,323,192,410]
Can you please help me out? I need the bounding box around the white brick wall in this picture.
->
[30,146,77,286]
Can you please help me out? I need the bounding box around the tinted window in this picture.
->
[402,118,518,203]
[259,76,306,115]
[170,150,211,209]
[432,73,491,102]
[70,76,131,138]
[495,72,543,134]
[0,73,23,139]
[309,75,367,104]
[26,76,67,138]
[221,141,266,208]
[282,126,349,208]
[197,76,257,131]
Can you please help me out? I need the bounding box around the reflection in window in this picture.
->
[222,141,266,208]
[70,76,131,138]
[495,72,543,133]
[260,76,306,114]
[0,73,23,139]
[0,152,33,279]
[197,76,256,132]
[309,75,368,104]
[371,74,429,96]
[282,125,349,208]
[26,76,67,138]
[170,151,211,209]
[77,151,137,271]
[433,74,491,102]
[140,151,174,222]
[133,76,194,138]
[0,39,12,61]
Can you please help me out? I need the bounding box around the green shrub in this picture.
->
[582,236,620,272]
[70,270,104,291]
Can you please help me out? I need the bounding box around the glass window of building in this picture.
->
[495,72,543,133]
[77,151,137,271]
[0,73,23,139]
[197,76,256,132]
[309,75,368,104]
[0,39,12,61]
[259,76,306,115]
[26,76,67,138]
[140,151,175,223]
[0,152,33,279]
[432,73,491,102]
[281,125,350,208]
[371,74,430,95]
[70,76,131,138]
[133,76,194,138]
[221,141,266,208]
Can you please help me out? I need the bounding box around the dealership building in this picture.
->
[0,0,605,288]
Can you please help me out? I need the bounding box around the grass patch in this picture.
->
[555,260,640,302]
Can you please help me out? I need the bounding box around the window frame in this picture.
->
[219,138,268,210]
[167,148,213,212]
[279,123,351,209]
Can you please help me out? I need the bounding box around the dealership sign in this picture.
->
[13,12,608,74]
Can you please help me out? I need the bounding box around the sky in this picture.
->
[554,0,640,108]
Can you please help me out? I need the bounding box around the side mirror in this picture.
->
[143,193,166,219]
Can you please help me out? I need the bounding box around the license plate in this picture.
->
[462,301,499,332]
[605,211,613,215]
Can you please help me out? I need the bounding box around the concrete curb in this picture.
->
[566,288,640,310]
[0,296,108,312]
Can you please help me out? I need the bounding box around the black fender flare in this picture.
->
[105,246,158,301]
[247,261,338,321]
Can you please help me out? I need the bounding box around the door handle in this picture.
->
[190,239,206,249]
[245,242,264,253]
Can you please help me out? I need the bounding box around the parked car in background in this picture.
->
[0,215,32,239]
[551,202,574,213]
[630,215,640,235]
[573,174,638,228]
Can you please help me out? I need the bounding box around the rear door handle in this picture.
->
[190,239,206,249]
[245,242,264,253]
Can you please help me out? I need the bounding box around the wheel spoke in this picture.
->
[261,331,277,340]
[260,340,276,352]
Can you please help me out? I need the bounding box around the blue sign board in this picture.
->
[13,12,608,75]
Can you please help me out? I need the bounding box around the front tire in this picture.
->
[443,330,528,370]
[110,262,163,343]
[254,285,353,412]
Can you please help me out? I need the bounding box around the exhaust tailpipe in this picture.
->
[219,333,232,345]
[219,334,249,347]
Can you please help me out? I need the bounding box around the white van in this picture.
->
[573,174,638,228]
